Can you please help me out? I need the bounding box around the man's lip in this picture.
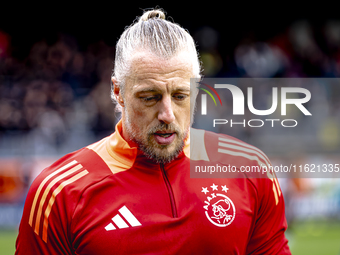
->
[153,132,176,145]
[154,131,175,134]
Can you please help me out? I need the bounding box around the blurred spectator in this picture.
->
[23,80,49,129]
[89,56,117,137]
[235,42,288,77]
[195,26,223,77]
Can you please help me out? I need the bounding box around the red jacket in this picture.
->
[16,120,291,254]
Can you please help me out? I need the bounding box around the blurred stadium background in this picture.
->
[1,3,340,254]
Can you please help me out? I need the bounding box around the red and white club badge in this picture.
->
[201,183,236,227]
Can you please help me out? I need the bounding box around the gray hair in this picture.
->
[111,9,201,112]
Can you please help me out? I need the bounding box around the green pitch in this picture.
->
[0,229,17,255]
[1,220,340,254]
[288,219,340,255]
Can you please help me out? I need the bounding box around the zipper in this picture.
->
[160,163,178,218]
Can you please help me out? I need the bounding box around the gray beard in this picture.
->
[124,117,188,164]
[138,129,186,164]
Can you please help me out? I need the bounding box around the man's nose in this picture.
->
[158,96,175,124]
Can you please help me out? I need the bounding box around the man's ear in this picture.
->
[111,76,125,107]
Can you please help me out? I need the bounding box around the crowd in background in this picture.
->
[193,21,340,155]
[0,33,118,157]
[0,20,340,158]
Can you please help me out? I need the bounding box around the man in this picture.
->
[16,9,291,254]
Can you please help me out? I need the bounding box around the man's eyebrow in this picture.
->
[134,88,159,94]
[176,86,191,91]
[135,86,191,93]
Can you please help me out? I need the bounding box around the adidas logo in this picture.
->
[105,206,142,231]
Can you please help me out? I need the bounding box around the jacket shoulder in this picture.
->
[24,144,114,242]
[191,128,272,170]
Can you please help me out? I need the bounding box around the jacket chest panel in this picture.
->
[73,175,255,254]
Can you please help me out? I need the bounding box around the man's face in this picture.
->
[116,51,195,163]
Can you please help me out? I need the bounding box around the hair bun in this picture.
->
[140,9,165,21]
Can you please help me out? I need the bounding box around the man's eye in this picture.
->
[173,94,188,100]
[141,95,160,102]
[143,97,155,101]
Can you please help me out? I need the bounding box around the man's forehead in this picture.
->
[129,51,194,78]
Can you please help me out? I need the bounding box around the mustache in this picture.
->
[147,123,180,135]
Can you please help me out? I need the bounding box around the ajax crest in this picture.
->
[201,183,236,227]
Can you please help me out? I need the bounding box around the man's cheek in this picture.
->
[134,107,146,117]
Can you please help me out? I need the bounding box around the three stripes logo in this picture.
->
[197,82,223,115]
[28,160,89,243]
[105,206,142,231]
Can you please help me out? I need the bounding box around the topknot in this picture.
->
[139,9,166,21]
